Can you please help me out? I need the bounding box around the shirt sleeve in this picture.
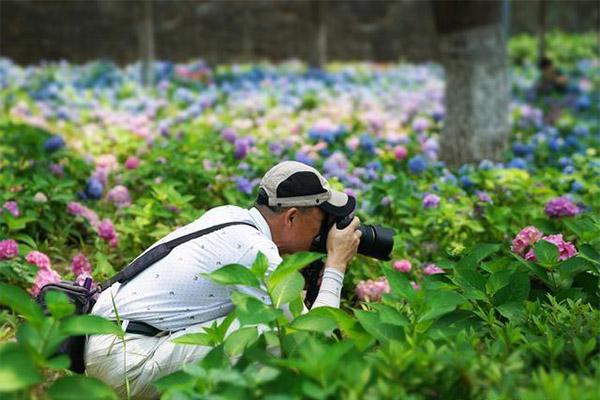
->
[309,267,345,309]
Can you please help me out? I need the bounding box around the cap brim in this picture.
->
[319,190,356,217]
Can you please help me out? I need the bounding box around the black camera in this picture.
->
[302,214,395,307]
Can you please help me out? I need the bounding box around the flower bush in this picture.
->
[0,33,598,398]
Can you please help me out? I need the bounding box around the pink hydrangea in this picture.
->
[67,201,86,215]
[511,226,543,256]
[347,136,360,151]
[124,156,141,170]
[71,253,92,276]
[393,145,408,160]
[355,277,390,302]
[410,281,421,290]
[2,201,20,217]
[25,251,51,270]
[423,263,445,275]
[524,234,578,262]
[97,219,118,247]
[544,197,580,218]
[96,154,118,171]
[393,259,412,273]
[0,239,19,259]
[30,267,61,297]
[106,185,132,208]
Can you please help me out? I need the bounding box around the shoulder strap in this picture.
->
[96,221,258,292]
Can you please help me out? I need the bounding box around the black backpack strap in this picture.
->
[96,221,258,292]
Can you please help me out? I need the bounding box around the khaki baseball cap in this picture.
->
[257,161,355,217]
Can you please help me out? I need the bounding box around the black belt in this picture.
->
[118,320,166,336]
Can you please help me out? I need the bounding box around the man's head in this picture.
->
[255,161,355,254]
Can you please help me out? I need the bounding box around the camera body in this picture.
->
[302,214,395,307]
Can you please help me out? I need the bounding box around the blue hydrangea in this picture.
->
[507,158,527,170]
[573,125,589,137]
[512,142,534,157]
[359,133,377,154]
[408,155,427,174]
[86,177,104,200]
[558,157,572,167]
[575,95,591,110]
[548,138,563,152]
[460,175,474,189]
[43,135,65,152]
[478,160,495,170]
[571,181,584,192]
[563,165,575,175]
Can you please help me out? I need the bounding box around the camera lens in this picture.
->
[356,224,395,260]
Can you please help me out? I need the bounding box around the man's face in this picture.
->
[282,207,326,254]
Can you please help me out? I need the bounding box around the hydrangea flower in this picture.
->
[30,267,61,297]
[124,156,141,170]
[220,127,237,143]
[43,135,65,152]
[476,191,492,203]
[393,259,412,273]
[410,281,421,290]
[97,219,118,247]
[393,145,407,160]
[408,155,427,174]
[71,253,92,276]
[33,192,48,203]
[524,234,578,262]
[234,138,250,160]
[49,163,65,177]
[2,201,20,217]
[423,263,444,275]
[106,185,132,208]
[86,177,104,200]
[25,251,51,270]
[422,193,440,209]
[545,197,581,218]
[511,226,543,256]
[355,277,390,302]
[0,239,19,260]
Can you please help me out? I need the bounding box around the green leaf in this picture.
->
[457,243,501,270]
[382,267,415,302]
[270,271,304,308]
[61,315,123,337]
[453,268,487,293]
[153,370,196,392]
[289,295,305,318]
[559,257,592,277]
[268,252,323,289]
[0,283,44,323]
[47,375,118,400]
[171,332,215,346]
[45,354,71,370]
[492,272,530,306]
[224,326,259,357]
[290,310,338,333]
[486,270,513,295]
[250,251,270,281]
[231,292,282,326]
[370,304,409,327]
[0,342,42,392]
[418,291,466,323]
[45,291,75,319]
[354,310,404,343]
[203,264,261,288]
[533,239,560,267]
[496,301,526,322]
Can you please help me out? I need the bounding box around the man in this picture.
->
[85,161,361,398]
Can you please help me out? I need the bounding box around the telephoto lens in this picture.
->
[335,215,395,261]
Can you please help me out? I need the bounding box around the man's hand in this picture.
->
[325,216,361,273]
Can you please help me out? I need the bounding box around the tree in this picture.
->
[432,0,510,167]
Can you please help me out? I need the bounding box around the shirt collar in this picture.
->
[248,207,273,241]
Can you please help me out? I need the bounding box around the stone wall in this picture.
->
[0,0,598,66]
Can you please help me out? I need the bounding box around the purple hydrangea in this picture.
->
[234,138,250,160]
[43,135,65,152]
[106,185,132,208]
[0,239,19,260]
[2,201,20,217]
[422,193,440,209]
[545,197,580,218]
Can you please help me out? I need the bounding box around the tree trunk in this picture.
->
[433,1,510,166]
[308,1,327,69]
[538,0,547,62]
[138,0,155,86]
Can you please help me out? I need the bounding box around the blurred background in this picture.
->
[1,0,598,66]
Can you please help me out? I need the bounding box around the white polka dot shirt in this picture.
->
[91,205,345,331]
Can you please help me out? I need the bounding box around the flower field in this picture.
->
[0,33,599,399]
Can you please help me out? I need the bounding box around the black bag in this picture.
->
[35,221,257,373]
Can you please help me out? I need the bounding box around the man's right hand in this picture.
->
[325,216,361,273]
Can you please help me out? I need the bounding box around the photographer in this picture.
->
[85,161,361,398]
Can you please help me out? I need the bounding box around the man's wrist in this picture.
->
[325,261,347,273]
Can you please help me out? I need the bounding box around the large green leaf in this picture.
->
[290,310,338,333]
[44,291,75,319]
[492,272,530,306]
[268,252,323,289]
[224,326,259,356]
[533,239,560,267]
[270,271,305,308]
[0,283,44,323]
[418,291,466,323]
[171,332,215,346]
[203,264,260,288]
[231,292,282,326]
[370,304,410,327]
[382,267,415,302]
[354,310,404,343]
[0,342,42,392]
[559,257,592,277]
[486,270,513,295]
[453,268,487,294]
[61,315,123,337]
[47,375,118,400]
[456,243,501,270]
[250,251,270,281]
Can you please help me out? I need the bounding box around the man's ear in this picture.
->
[285,207,299,226]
